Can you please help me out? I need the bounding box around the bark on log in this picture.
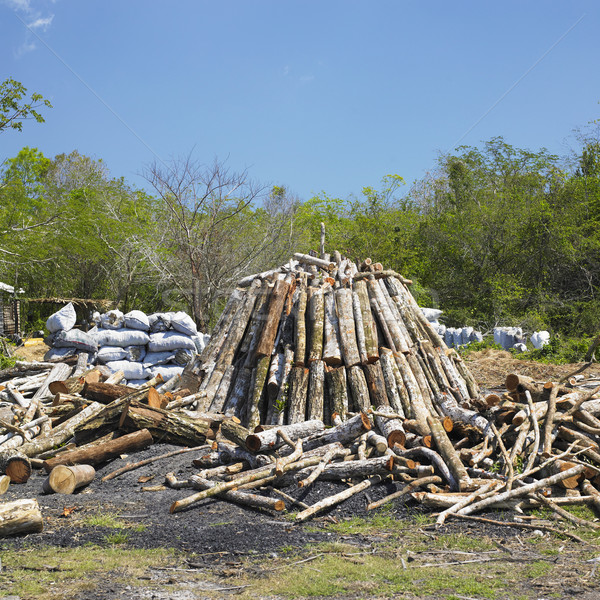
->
[43,428,154,472]
[322,290,342,365]
[31,362,72,404]
[293,253,335,271]
[220,419,251,448]
[306,288,325,363]
[0,498,43,537]
[0,474,9,494]
[202,285,260,404]
[294,286,308,367]
[353,280,379,363]
[434,392,492,438]
[254,279,291,364]
[326,366,349,420]
[267,347,294,425]
[374,405,406,448]
[82,381,137,404]
[367,277,408,353]
[363,361,390,409]
[335,288,361,367]
[295,476,381,522]
[18,401,104,457]
[246,355,271,430]
[379,348,406,417]
[245,419,325,453]
[0,450,31,483]
[302,412,372,452]
[306,360,325,421]
[347,365,371,413]
[427,414,472,491]
[287,365,310,424]
[121,402,211,446]
[224,367,252,419]
[47,464,95,494]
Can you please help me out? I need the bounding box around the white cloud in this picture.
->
[4,0,32,11]
[15,40,36,57]
[28,14,53,30]
[3,0,56,56]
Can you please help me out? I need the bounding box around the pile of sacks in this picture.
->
[421,308,484,349]
[44,303,209,385]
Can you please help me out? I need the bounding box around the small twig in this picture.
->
[534,493,600,530]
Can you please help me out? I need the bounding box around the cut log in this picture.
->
[254,279,291,364]
[0,450,32,483]
[363,361,390,409]
[287,366,310,424]
[47,464,96,494]
[379,348,406,417]
[0,474,9,494]
[245,419,325,453]
[43,428,154,472]
[322,290,342,366]
[294,286,308,367]
[293,252,336,271]
[81,382,137,404]
[347,365,371,413]
[374,405,406,448]
[0,498,43,537]
[307,288,325,363]
[18,401,105,458]
[246,355,271,429]
[121,402,211,446]
[202,284,260,404]
[302,412,372,452]
[335,288,361,367]
[353,280,379,363]
[306,360,325,421]
[326,366,349,420]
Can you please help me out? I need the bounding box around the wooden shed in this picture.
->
[0,282,22,336]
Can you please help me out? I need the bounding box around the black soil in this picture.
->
[0,442,516,557]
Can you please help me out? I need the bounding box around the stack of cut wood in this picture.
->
[2,247,600,535]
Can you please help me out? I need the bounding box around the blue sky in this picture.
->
[1,1,598,202]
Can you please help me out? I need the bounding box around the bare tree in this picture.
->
[143,155,294,330]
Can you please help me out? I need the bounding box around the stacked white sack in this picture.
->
[44,306,209,386]
[44,302,98,362]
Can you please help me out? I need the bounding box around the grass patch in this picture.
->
[0,545,177,599]
[81,511,122,528]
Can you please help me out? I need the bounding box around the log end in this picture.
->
[245,434,261,453]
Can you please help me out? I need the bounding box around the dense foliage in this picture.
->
[1,78,599,338]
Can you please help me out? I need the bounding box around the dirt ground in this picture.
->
[2,349,600,599]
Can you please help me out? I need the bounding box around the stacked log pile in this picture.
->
[2,248,600,536]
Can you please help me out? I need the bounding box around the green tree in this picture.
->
[0,78,52,134]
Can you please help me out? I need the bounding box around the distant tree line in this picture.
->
[2,77,599,336]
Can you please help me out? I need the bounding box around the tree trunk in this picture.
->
[294,286,308,367]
